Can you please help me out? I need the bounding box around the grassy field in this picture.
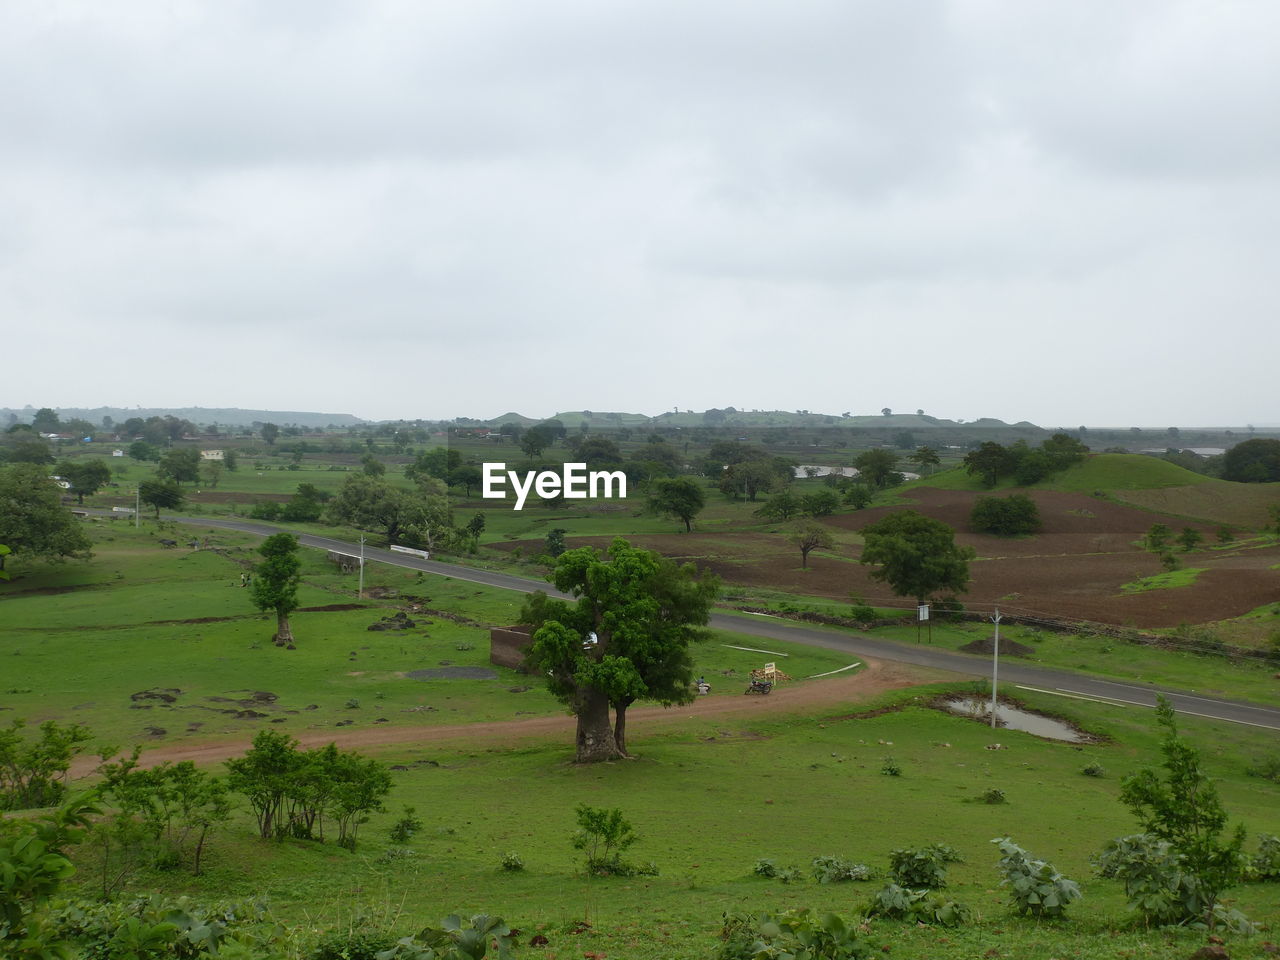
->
[52,685,1280,959]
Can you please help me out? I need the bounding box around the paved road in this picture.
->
[175,515,1280,733]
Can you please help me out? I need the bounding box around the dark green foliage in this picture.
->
[970,494,1041,536]
[859,510,974,603]
[54,458,111,505]
[718,908,872,959]
[1222,437,1280,482]
[1177,527,1203,552]
[157,448,201,484]
[520,537,718,761]
[852,448,900,488]
[1145,523,1171,551]
[1249,834,1280,881]
[800,490,840,517]
[964,441,1016,487]
[249,533,302,646]
[1115,696,1248,925]
[866,884,972,926]
[543,527,567,558]
[0,464,93,564]
[311,927,397,960]
[138,478,185,519]
[992,837,1082,918]
[888,843,961,889]
[1082,763,1106,778]
[841,482,873,509]
[979,788,1007,805]
[377,914,515,960]
[249,500,282,520]
[646,476,706,532]
[128,440,160,462]
[0,718,93,811]
[880,757,902,777]
[281,483,327,522]
[755,489,803,521]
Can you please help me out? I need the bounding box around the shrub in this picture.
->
[375,914,513,960]
[979,788,1007,805]
[499,851,524,872]
[848,597,877,622]
[992,837,1082,918]
[971,494,1041,536]
[880,757,902,777]
[717,908,872,959]
[248,500,281,521]
[572,804,653,877]
[389,806,423,843]
[752,858,781,878]
[0,718,93,811]
[1245,754,1280,783]
[866,883,972,927]
[311,927,398,960]
[1082,764,1106,778]
[811,856,872,884]
[888,844,960,889]
[1250,834,1280,881]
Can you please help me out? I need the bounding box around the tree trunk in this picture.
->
[275,611,295,647]
[575,688,622,763]
[612,697,636,757]
[801,548,809,568]
[683,516,692,533]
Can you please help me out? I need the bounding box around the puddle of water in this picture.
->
[942,697,1086,743]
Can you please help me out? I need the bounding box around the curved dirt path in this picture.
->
[70,658,941,778]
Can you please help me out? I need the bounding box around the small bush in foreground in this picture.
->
[866,883,972,927]
[499,851,524,872]
[992,837,1082,918]
[888,843,961,889]
[718,908,871,959]
[1082,763,1106,778]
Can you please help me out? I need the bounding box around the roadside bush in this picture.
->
[811,856,872,883]
[718,908,871,960]
[992,837,1082,918]
[866,883,972,926]
[848,597,876,622]
[248,500,281,521]
[888,844,960,889]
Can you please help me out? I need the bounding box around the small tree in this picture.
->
[909,445,941,476]
[853,448,901,488]
[645,476,706,532]
[755,489,803,521]
[1177,527,1203,552]
[138,479,185,519]
[261,423,279,446]
[1145,523,1171,552]
[56,459,111,505]
[790,521,834,569]
[249,533,302,647]
[1118,696,1246,927]
[860,510,974,603]
[572,804,639,876]
[544,527,568,558]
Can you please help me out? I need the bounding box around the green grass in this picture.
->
[1119,566,1206,594]
[56,684,1280,959]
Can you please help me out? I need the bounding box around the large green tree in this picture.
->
[55,459,111,505]
[0,464,92,567]
[520,538,718,761]
[250,533,302,647]
[326,475,452,549]
[646,476,706,532]
[963,441,1016,487]
[859,509,974,602]
[1222,438,1280,483]
[157,448,202,485]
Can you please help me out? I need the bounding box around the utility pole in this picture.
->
[990,607,1002,729]
[135,485,140,529]
[358,535,366,600]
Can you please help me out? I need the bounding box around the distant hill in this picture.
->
[2,407,366,428]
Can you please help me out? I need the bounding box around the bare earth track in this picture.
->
[69,658,933,778]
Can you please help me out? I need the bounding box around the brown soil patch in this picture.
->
[69,658,942,777]
[486,488,1280,628]
[298,603,369,612]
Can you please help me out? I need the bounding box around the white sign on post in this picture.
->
[917,604,930,622]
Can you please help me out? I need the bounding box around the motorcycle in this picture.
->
[744,678,773,695]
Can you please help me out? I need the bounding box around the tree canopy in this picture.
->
[1222,438,1280,483]
[139,479,185,518]
[859,509,974,602]
[645,476,706,532]
[249,533,302,648]
[55,459,112,505]
[520,537,719,762]
[970,494,1042,536]
[852,448,901,488]
[0,465,92,567]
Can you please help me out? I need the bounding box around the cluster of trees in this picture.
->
[520,538,719,762]
[963,434,1089,487]
[225,731,391,850]
[971,494,1042,536]
[0,464,93,569]
[756,488,839,522]
[1222,438,1280,483]
[707,442,795,501]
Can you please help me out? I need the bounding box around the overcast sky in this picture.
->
[3,1,1278,427]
